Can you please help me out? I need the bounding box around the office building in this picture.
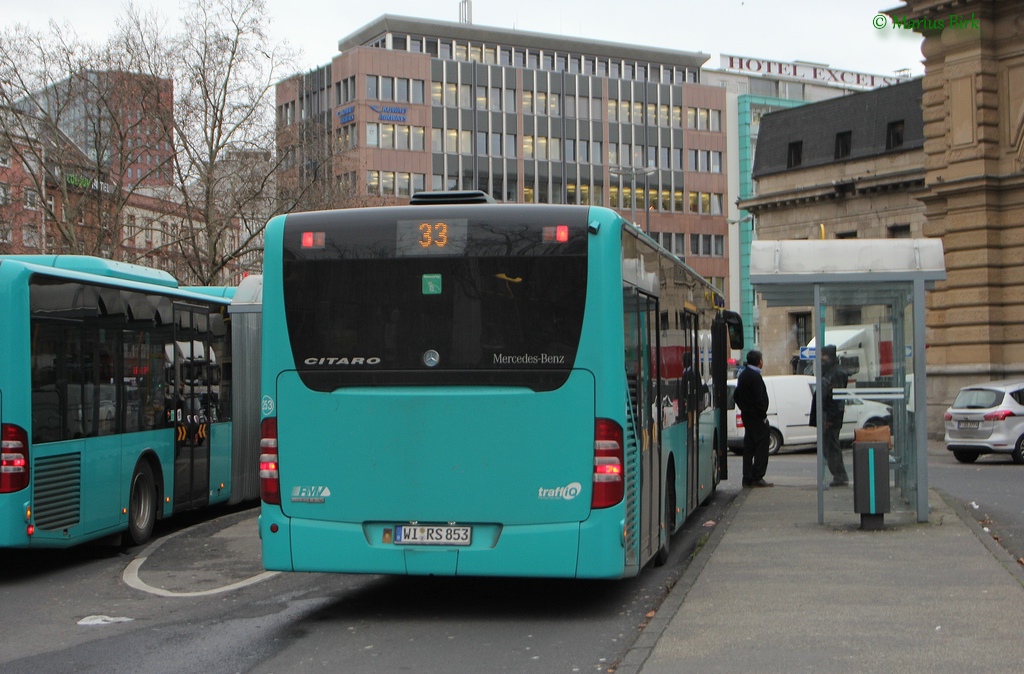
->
[276,14,729,291]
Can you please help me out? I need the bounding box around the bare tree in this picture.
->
[0,21,176,258]
[133,0,297,284]
[1,1,299,283]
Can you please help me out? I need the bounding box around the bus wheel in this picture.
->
[128,461,157,546]
[654,467,676,567]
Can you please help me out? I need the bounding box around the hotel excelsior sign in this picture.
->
[720,54,907,88]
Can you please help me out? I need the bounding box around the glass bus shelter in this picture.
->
[750,239,946,524]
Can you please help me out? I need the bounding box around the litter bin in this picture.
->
[853,437,890,531]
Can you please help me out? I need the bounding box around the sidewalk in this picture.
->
[623,477,1024,673]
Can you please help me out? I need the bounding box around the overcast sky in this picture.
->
[10,0,925,78]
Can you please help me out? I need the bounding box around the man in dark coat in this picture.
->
[821,344,850,486]
[733,349,773,487]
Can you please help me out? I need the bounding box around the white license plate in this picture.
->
[394,525,472,546]
[958,420,980,429]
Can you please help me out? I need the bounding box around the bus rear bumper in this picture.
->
[0,494,31,548]
[259,506,628,579]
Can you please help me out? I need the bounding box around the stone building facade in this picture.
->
[740,0,1024,436]
[889,0,1024,431]
[738,79,927,380]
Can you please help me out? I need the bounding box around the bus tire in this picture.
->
[128,461,157,546]
[654,465,676,567]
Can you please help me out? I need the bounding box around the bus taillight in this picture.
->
[259,418,281,505]
[1,424,30,493]
[592,418,624,508]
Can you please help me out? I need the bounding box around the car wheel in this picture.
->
[768,428,782,455]
[863,417,888,429]
[729,447,742,456]
[1011,435,1024,465]
[953,450,979,464]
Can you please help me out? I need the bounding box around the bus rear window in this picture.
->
[281,206,588,391]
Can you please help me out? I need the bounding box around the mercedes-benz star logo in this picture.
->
[423,350,440,367]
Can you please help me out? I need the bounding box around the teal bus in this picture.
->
[258,193,742,578]
[0,255,239,548]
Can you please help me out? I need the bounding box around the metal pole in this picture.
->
[630,170,636,225]
[644,172,650,234]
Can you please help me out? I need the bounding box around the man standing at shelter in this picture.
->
[820,344,850,486]
[733,350,773,488]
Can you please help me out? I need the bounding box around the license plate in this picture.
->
[394,524,472,546]
[958,420,980,429]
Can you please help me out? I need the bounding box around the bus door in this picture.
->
[624,289,662,564]
[171,303,212,511]
[680,312,700,514]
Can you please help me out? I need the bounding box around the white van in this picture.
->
[726,375,892,454]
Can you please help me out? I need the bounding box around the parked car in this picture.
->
[944,378,1024,464]
[727,375,892,455]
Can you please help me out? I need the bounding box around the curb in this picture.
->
[614,486,750,674]
[934,487,1024,588]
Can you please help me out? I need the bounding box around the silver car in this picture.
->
[944,379,1024,464]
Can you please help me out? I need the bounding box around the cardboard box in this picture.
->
[854,425,891,447]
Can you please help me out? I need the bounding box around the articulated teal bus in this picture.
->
[0,256,239,548]
[258,193,741,578]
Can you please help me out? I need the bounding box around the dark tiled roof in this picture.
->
[752,78,923,178]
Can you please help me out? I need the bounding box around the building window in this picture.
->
[886,120,905,149]
[380,124,394,149]
[834,131,852,159]
[687,192,724,215]
[888,224,911,238]
[366,75,378,100]
[787,141,803,168]
[793,313,811,365]
[687,107,722,131]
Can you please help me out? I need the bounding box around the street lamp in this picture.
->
[609,166,657,233]
[727,215,753,227]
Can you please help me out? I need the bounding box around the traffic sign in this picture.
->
[799,346,816,360]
